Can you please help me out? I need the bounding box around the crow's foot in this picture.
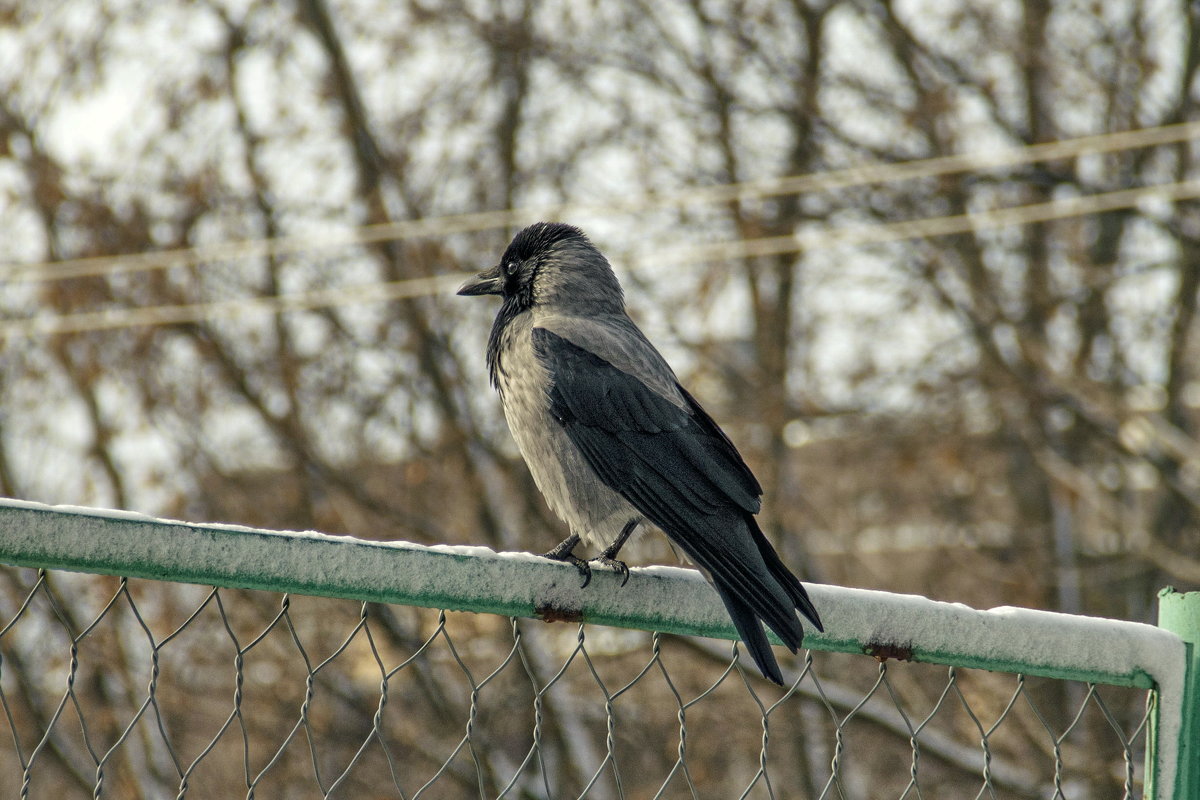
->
[541,534,592,587]
[588,519,639,587]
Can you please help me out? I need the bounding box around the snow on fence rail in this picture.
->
[0,498,1194,798]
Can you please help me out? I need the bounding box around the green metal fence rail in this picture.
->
[0,498,1194,797]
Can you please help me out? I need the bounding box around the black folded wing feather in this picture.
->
[532,327,821,683]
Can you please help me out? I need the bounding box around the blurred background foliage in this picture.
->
[0,0,1198,796]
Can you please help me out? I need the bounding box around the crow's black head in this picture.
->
[457,222,624,314]
[501,221,587,269]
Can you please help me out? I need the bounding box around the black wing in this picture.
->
[532,327,821,682]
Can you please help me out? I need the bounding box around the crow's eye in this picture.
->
[502,260,519,277]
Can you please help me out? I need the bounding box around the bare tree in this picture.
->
[0,0,1194,796]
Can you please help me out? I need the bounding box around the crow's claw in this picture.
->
[590,556,630,587]
[541,534,592,587]
[569,555,594,588]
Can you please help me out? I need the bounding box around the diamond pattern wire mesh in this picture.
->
[0,567,1152,799]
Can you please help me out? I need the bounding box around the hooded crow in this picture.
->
[458,221,822,684]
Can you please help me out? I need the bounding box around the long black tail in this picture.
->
[749,517,823,633]
[686,515,822,686]
[711,582,789,684]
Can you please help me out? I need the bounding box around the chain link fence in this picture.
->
[0,566,1157,799]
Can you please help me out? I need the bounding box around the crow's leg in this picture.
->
[589,519,640,587]
[540,533,592,587]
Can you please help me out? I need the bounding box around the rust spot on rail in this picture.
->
[535,602,584,624]
[865,640,914,662]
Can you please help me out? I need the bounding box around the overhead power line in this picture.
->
[5,177,1199,339]
[4,120,1200,284]
[2,274,466,338]
[649,178,1200,265]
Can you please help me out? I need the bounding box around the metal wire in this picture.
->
[0,568,1156,799]
[8,119,1200,285]
[7,176,1200,340]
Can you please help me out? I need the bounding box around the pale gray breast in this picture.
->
[495,313,640,548]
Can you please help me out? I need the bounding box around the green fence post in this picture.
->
[1148,587,1200,800]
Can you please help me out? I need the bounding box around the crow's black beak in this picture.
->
[457,265,505,297]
